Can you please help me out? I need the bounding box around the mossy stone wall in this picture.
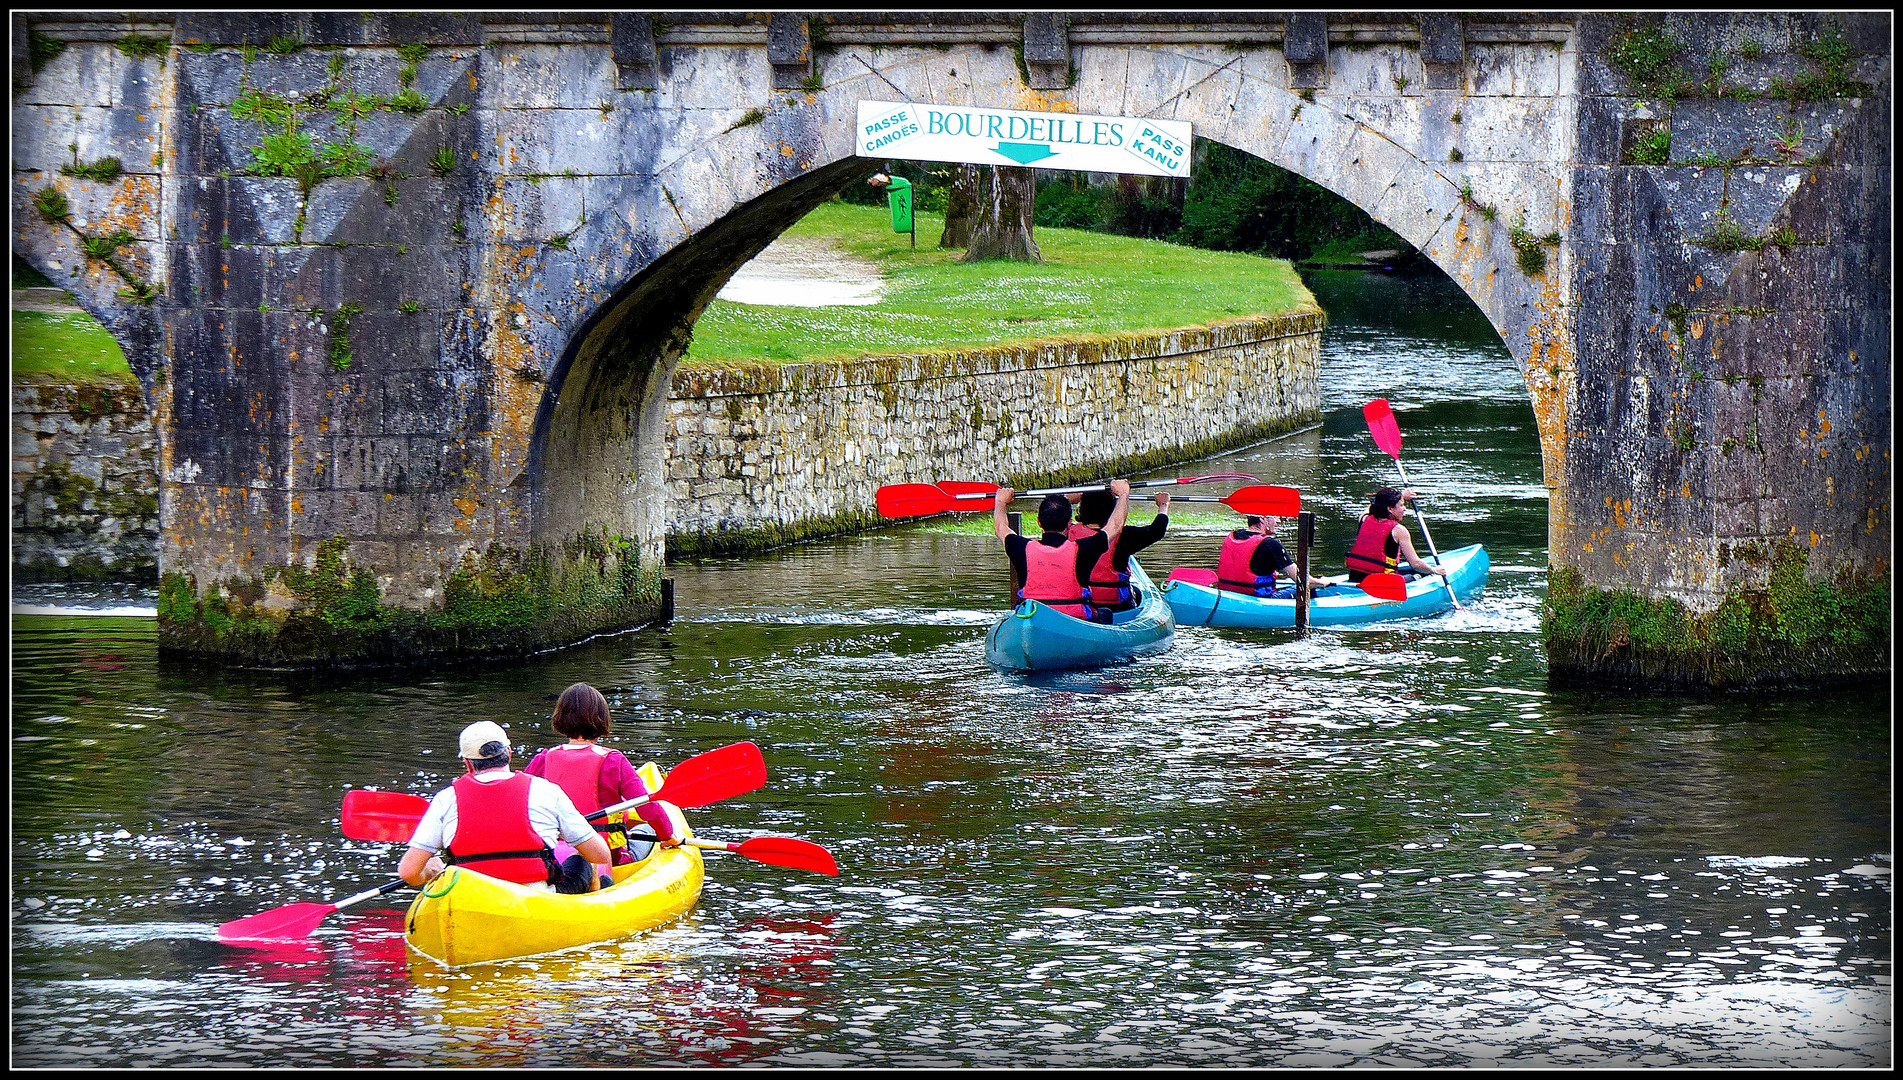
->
[664,312,1325,559]
[11,381,159,581]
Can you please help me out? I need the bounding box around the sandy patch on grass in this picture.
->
[716,236,884,307]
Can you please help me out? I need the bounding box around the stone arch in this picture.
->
[525,41,1570,586]
[526,155,878,573]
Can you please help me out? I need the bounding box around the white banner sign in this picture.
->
[855,100,1192,178]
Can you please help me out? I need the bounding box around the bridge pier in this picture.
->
[1543,14,1891,690]
[10,12,1887,685]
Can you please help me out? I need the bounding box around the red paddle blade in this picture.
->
[1220,485,1302,517]
[1364,399,1403,459]
[731,837,840,876]
[653,741,768,808]
[1360,573,1408,601]
[340,789,430,843]
[218,901,338,942]
[1166,567,1219,587]
[875,483,960,517]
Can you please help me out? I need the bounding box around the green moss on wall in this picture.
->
[1545,540,1891,691]
[157,532,664,669]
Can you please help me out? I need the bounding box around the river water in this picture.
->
[11,271,1890,1067]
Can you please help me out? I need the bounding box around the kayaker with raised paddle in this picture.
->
[1068,487,1169,613]
[1216,513,1339,598]
[522,682,686,890]
[994,479,1131,623]
[399,720,618,895]
[1344,487,1449,586]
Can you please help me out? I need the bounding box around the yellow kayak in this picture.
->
[403,762,705,969]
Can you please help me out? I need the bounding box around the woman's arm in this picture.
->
[1394,525,1447,576]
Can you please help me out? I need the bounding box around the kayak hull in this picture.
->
[403,843,704,969]
[985,557,1176,671]
[1162,543,1490,628]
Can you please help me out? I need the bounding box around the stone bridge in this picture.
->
[11,11,1890,686]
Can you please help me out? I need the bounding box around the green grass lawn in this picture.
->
[9,202,1315,384]
[12,309,136,385]
[685,201,1318,366]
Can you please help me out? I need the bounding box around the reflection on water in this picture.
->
[11,271,1889,1067]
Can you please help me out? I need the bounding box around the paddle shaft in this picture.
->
[334,877,410,912]
[624,831,761,854]
[949,474,1254,501]
[1391,459,1462,610]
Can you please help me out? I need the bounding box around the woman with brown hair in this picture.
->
[522,682,683,890]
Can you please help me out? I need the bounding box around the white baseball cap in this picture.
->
[458,720,511,760]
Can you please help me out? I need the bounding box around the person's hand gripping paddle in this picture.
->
[1363,399,1460,610]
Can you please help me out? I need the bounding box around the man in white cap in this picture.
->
[398,720,614,894]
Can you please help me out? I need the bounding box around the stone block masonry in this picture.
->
[664,313,1324,559]
[11,380,160,581]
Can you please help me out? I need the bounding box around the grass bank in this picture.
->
[10,201,1317,383]
[685,201,1318,367]
[12,310,135,386]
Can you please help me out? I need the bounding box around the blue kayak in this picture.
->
[985,558,1177,671]
[1161,543,1490,628]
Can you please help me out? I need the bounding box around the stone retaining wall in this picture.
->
[11,380,160,581]
[664,311,1325,558]
[10,312,1321,579]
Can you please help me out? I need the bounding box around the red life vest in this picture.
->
[1345,515,1401,580]
[1217,531,1278,596]
[1068,523,1129,605]
[445,773,560,885]
[1018,535,1092,619]
[541,746,605,813]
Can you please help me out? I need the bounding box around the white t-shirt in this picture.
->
[407,767,598,855]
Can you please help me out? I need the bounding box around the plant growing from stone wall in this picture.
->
[80,230,135,261]
[1507,215,1562,276]
[60,157,125,183]
[1693,209,1766,253]
[32,188,70,222]
[223,45,467,242]
[725,108,766,132]
[31,181,160,302]
[27,27,66,73]
[1607,18,1691,100]
[329,302,363,371]
[1457,180,1498,222]
[114,34,168,61]
[1624,126,1671,165]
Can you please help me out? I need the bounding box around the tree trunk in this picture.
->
[961,166,1041,263]
[938,163,980,248]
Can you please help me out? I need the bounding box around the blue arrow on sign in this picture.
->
[993,142,1058,165]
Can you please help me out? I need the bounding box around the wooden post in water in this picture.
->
[1294,511,1314,637]
[659,578,675,624]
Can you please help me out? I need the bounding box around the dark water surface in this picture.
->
[11,271,1890,1067]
